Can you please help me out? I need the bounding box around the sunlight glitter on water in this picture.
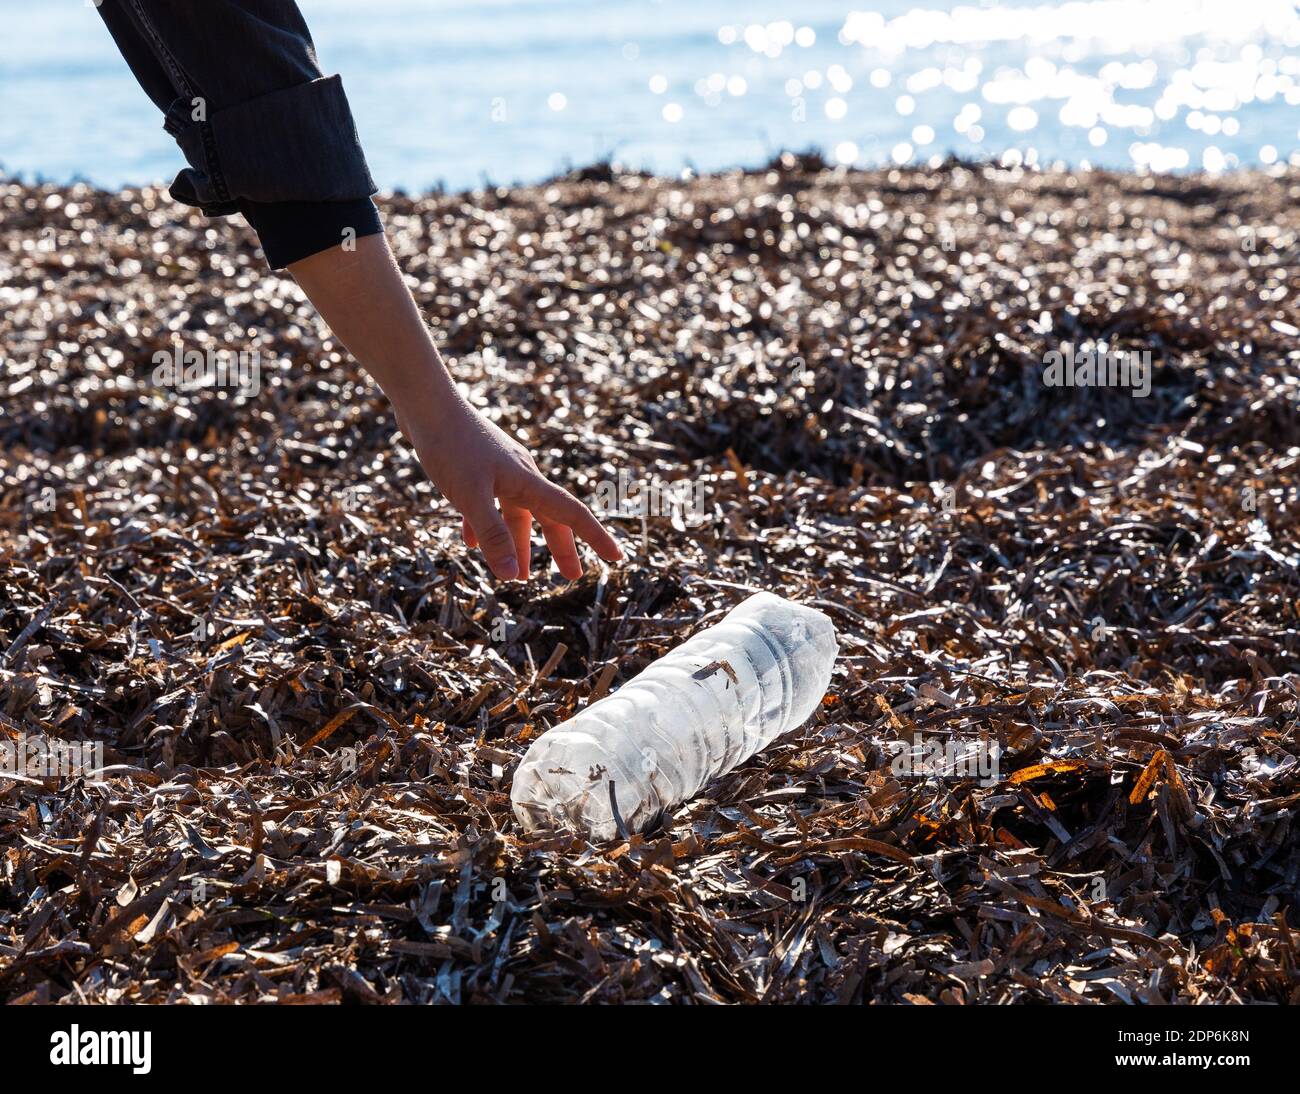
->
[1,0,1297,190]
[710,0,1300,174]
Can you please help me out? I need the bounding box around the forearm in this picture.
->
[287,233,457,409]
[285,231,621,580]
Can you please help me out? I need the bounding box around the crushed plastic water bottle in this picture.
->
[511,592,838,840]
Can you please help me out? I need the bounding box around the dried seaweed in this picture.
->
[0,158,1298,1003]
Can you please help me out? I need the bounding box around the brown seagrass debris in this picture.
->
[0,157,1297,1003]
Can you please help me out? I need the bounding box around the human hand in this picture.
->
[396,394,623,581]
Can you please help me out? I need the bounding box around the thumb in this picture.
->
[462,495,520,580]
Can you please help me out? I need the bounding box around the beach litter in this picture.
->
[512,591,837,839]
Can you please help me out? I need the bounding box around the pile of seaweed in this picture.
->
[0,157,1298,1003]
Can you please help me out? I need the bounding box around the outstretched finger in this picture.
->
[538,517,583,580]
[526,480,624,563]
[504,503,533,579]
[462,494,521,581]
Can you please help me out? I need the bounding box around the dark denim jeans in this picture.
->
[96,0,382,267]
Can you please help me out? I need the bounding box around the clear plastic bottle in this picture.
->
[511,592,838,840]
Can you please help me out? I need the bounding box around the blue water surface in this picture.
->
[2,0,1298,191]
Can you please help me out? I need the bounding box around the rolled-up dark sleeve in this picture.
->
[96,0,383,267]
[238,195,382,269]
